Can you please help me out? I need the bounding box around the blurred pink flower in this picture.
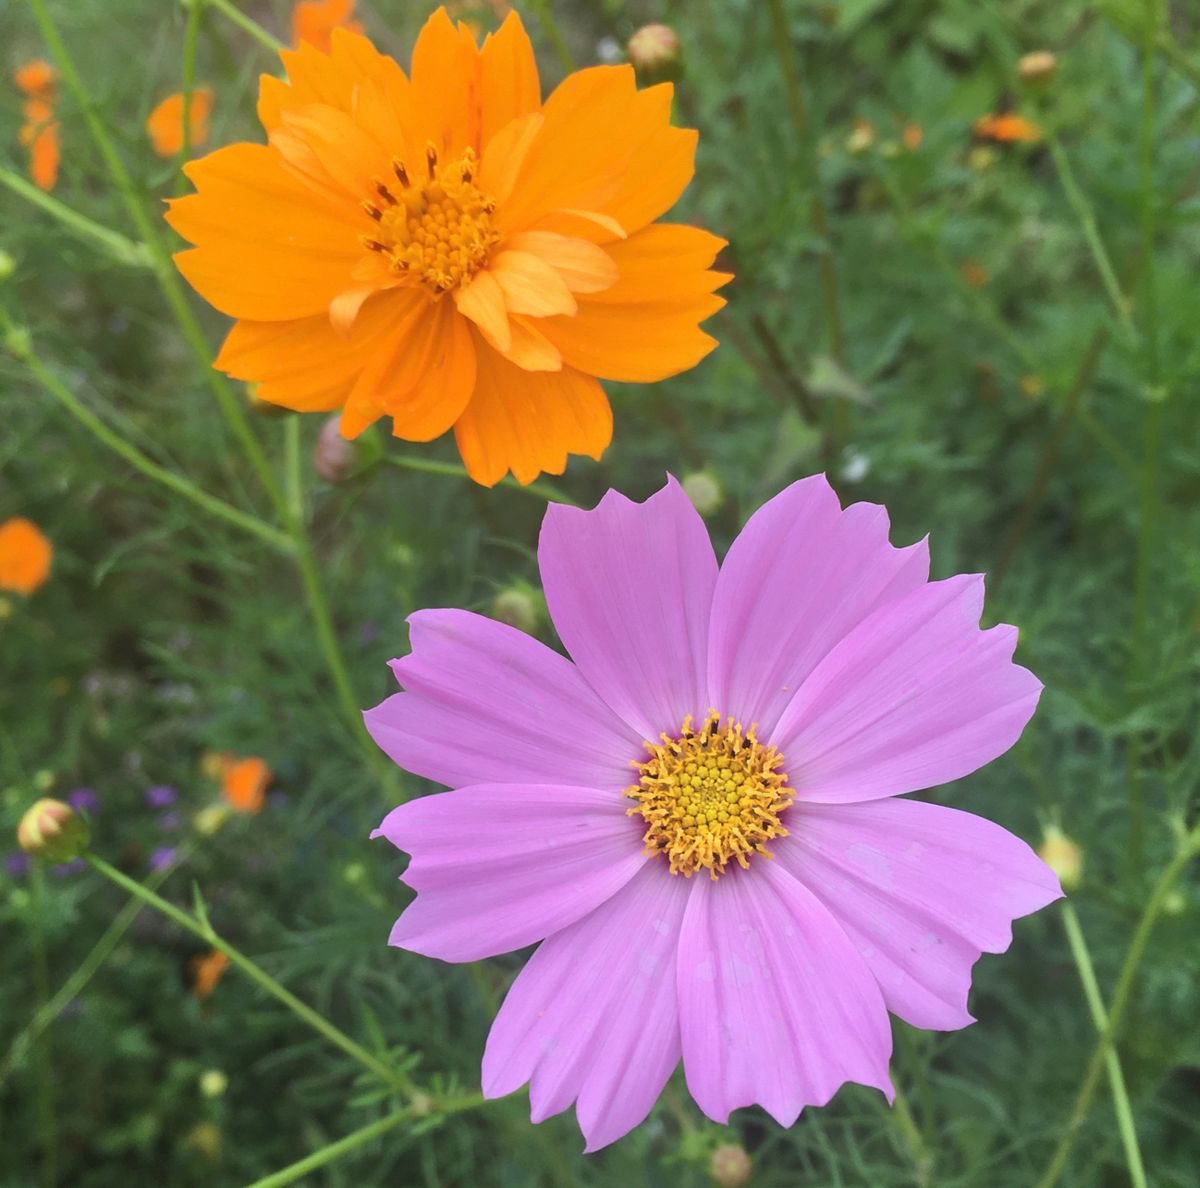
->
[367,476,1061,1149]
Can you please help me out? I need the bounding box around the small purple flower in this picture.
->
[51,858,85,878]
[145,785,178,808]
[158,811,183,833]
[68,788,99,815]
[4,852,31,878]
[366,476,1062,1151]
[149,847,177,872]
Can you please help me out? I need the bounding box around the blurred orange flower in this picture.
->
[13,59,56,99]
[902,122,923,151]
[221,756,271,814]
[292,0,363,52]
[167,8,727,485]
[0,517,53,595]
[146,87,215,157]
[972,113,1041,144]
[190,950,230,1000]
[961,260,989,288]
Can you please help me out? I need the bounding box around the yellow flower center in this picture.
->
[360,145,498,294]
[625,711,793,880]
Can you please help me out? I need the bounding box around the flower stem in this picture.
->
[177,0,203,196]
[529,1,575,73]
[3,317,294,552]
[766,0,847,451]
[82,852,414,1096]
[1059,903,1147,1188]
[0,847,191,1089]
[245,1094,485,1188]
[889,1081,932,1187]
[200,0,285,53]
[29,864,58,1188]
[0,165,152,269]
[381,452,578,506]
[1036,824,1200,1187]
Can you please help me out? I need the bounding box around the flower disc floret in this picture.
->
[625,710,792,879]
[361,147,498,294]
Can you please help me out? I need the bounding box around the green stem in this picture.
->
[284,415,303,524]
[1044,129,1137,342]
[766,0,847,454]
[0,846,190,1089]
[1060,903,1147,1188]
[27,0,284,513]
[1036,825,1200,1188]
[0,165,152,269]
[29,864,57,1188]
[177,0,203,195]
[201,0,286,53]
[4,318,293,552]
[246,1095,484,1188]
[381,453,578,506]
[82,852,413,1095]
[529,1,575,73]
[889,1082,932,1187]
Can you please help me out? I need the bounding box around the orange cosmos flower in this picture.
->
[167,8,729,485]
[190,949,230,1000]
[146,87,215,157]
[292,0,363,52]
[972,112,1042,144]
[0,517,53,595]
[221,756,271,814]
[13,59,56,99]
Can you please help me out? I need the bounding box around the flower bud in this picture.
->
[627,24,681,79]
[199,1069,228,1098]
[314,414,356,483]
[193,804,229,836]
[17,798,90,863]
[846,119,876,155]
[0,250,16,282]
[1038,825,1082,891]
[710,1142,752,1187]
[681,471,724,517]
[1018,50,1057,86]
[492,586,541,635]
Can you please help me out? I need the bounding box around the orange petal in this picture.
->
[145,88,214,157]
[478,11,540,148]
[168,143,361,320]
[454,269,511,352]
[13,59,56,99]
[453,338,611,485]
[0,517,53,595]
[489,250,577,317]
[28,122,59,192]
[272,102,391,199]
[478,111,543,206]
[410,7,481,157]
[501,315,562,372]
[537,224,728,382]
[292,0,361,53]
[502,231,618,294]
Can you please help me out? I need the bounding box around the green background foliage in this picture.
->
[1,0,1198,1184]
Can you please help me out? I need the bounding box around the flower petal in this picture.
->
[410,7,481,155]
[502,231,618,294]
[708,476,929,739]
[772,576,1043,803]
[538,477,717,739]
[677,862,893,1127]
[490,249,577,318]
[479,11,540,148]
[776,798,1062,1030]
[483,863,689,1151]
[453,340,610,486]
[374,784,645,962]
[454,269,512,351]
[364,608,640,790]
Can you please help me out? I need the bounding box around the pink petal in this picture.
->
[364,609,640,791]
[772,575,1042,803]
[708,476,929,737]
[677,862,893,1126]
[482,863,689,1151]
[538,478,717,740]
[373,784,646,962]
[777,799,1062,1029]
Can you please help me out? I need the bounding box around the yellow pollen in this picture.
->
[625,711,792,880]
[360,144,498,295]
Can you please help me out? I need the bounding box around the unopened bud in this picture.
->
[628,24,681,78]
[710,1142,752,1187]
[17,798,90,863]
[314,414,356,483]
[681,471,724,517]
[199,1069,228,1098]
[846,119,876,155]
[1038,825,1083,891]
[193,804,229,837]
[492,586,540,635]
[1018,50,1057,86]
[1162,888,1186,917]
[0,250,16,282]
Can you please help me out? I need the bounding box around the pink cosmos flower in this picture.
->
[367,476,1061,1150]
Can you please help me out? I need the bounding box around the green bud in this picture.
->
[17,798,90,863]
[0,250,16,282]
[681,471,724,517]
[710,1142,752,1187]
[492,586,541,636]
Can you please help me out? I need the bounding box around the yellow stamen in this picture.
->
[625,711,793,880]
[362,146,498,294]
